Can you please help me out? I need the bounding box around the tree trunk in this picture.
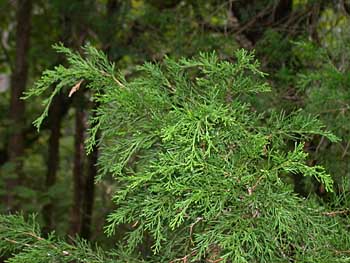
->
[42,12,74,234]
[42,93,65,233]
[80,137,98,240]
[65,4,90,236]
[101,0,121,54]
[80,0,121,240]
[69,90,86,236]
[5,0,32,211]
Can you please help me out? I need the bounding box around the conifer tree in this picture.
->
[1,45,349,262]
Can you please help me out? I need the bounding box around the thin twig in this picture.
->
[322,210,350,217]
[189,217,203,245]
[206,258,224,263]
[334,249,350,255]
[315,136,325,155]
[100,70,125,88]
[170,250,197,263]
[24,231,60,250]
[341,141,350,159]
[248,175,264,195]
[4,237,31,247]
[234,4,274,35]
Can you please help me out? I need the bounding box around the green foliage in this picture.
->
[0,214,123,263]
[2,2,350,262]
[19,45,350,262]
[111,0,238,64]
[23,43,122,131]
[292,37,350,183]
[252,23,350,190]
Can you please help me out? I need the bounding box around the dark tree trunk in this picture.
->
[101,0,121,54]
[69,90,86,236]
[80,0,121,240]
[64,3,91,236]
[308,3,321,43]
[5,0,32,211]
[273,0,293,22]
[42,94,64,233]
[80,137,98,240]
[0,149,7,166]
[42,12,74,234]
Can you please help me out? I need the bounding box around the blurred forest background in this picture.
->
[1,0,350,257]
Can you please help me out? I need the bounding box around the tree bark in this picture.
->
[69,90,86,236]
[80,136,98,240]
[5,0,33,211]
[42,93,65,233]
[64,3,90,236]
[101,0,121,54]
[80,0,121,240]
[42,11,75,234]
